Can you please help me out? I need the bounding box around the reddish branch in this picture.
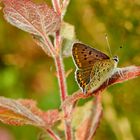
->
[52,1,73,140]
[62,66,140,139]
[75,94,103,140]
[46,129,61,140]
[55,56,67,101]
[54,30,73,140]
[63,66,140,113]
[87,94,103,139]
[52,0,61,15]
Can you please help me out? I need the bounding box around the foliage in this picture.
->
[0,0,140,140]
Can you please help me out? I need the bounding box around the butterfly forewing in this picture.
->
[72,43,110,69]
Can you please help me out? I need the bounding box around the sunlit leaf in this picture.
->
[61,22,75,41]
[2,0,61,36]
[0,97,60,128]
[61,22,76,57]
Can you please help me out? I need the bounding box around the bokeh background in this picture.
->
[0,0,140,140]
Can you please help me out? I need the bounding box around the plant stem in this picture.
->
[52,0,72,139]
[46,129,61,140]
[54,27,72,140]
[52,0,61,15]
[65,120,73,140]
[87,94,103,139]
[54,53,73,140]
[55,55,67,101]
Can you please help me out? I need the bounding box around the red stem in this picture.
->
[62,66,140,106]
[55,55,67,101]
[52,0,61,15]
[54,24,72,140]
[65,120,73,140]
[52,1,72,139]
[46,129,61,140]
[55,54,73,140]
[87,94,103,139]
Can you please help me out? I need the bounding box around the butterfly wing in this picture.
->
[72,42,110,93]
[76,68,92,93]
[72,42,110,69]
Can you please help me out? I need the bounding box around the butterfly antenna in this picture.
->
[105,33,113,58]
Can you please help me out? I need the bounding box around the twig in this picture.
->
[62,66,140,107]
[46,129,61,140]
[64,120,73,140]
[53,10,73,140]
[55,55,73,140]
[75,93,103,140]
[52,0,61,15]
[52,0,73,139]
[55,55,67,101]
[87,94,103,139]
[54,54,73,140]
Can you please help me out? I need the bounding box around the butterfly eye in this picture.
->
[113,56,119,62]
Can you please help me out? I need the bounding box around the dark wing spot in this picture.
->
[84,58,87,60]
[84,54,87,57]
[82,49,85,51]
[96,69,99,72]
[89,51,92,55]
[81,51,84,54]
[96,55,98,57]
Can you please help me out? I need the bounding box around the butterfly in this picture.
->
[72,42,119,94]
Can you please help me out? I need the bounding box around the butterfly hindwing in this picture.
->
[76,67,93,93]
[72,42,110,69]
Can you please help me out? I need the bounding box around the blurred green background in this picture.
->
[0,0,140,140]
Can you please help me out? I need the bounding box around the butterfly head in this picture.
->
[112,56,119,63]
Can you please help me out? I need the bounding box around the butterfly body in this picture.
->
[72,43,118,94]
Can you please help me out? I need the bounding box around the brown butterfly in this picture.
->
[72,42,119,94]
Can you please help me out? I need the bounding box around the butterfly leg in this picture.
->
[83,88,87,94]
[106,78,110,86]
[117,68,124,79]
